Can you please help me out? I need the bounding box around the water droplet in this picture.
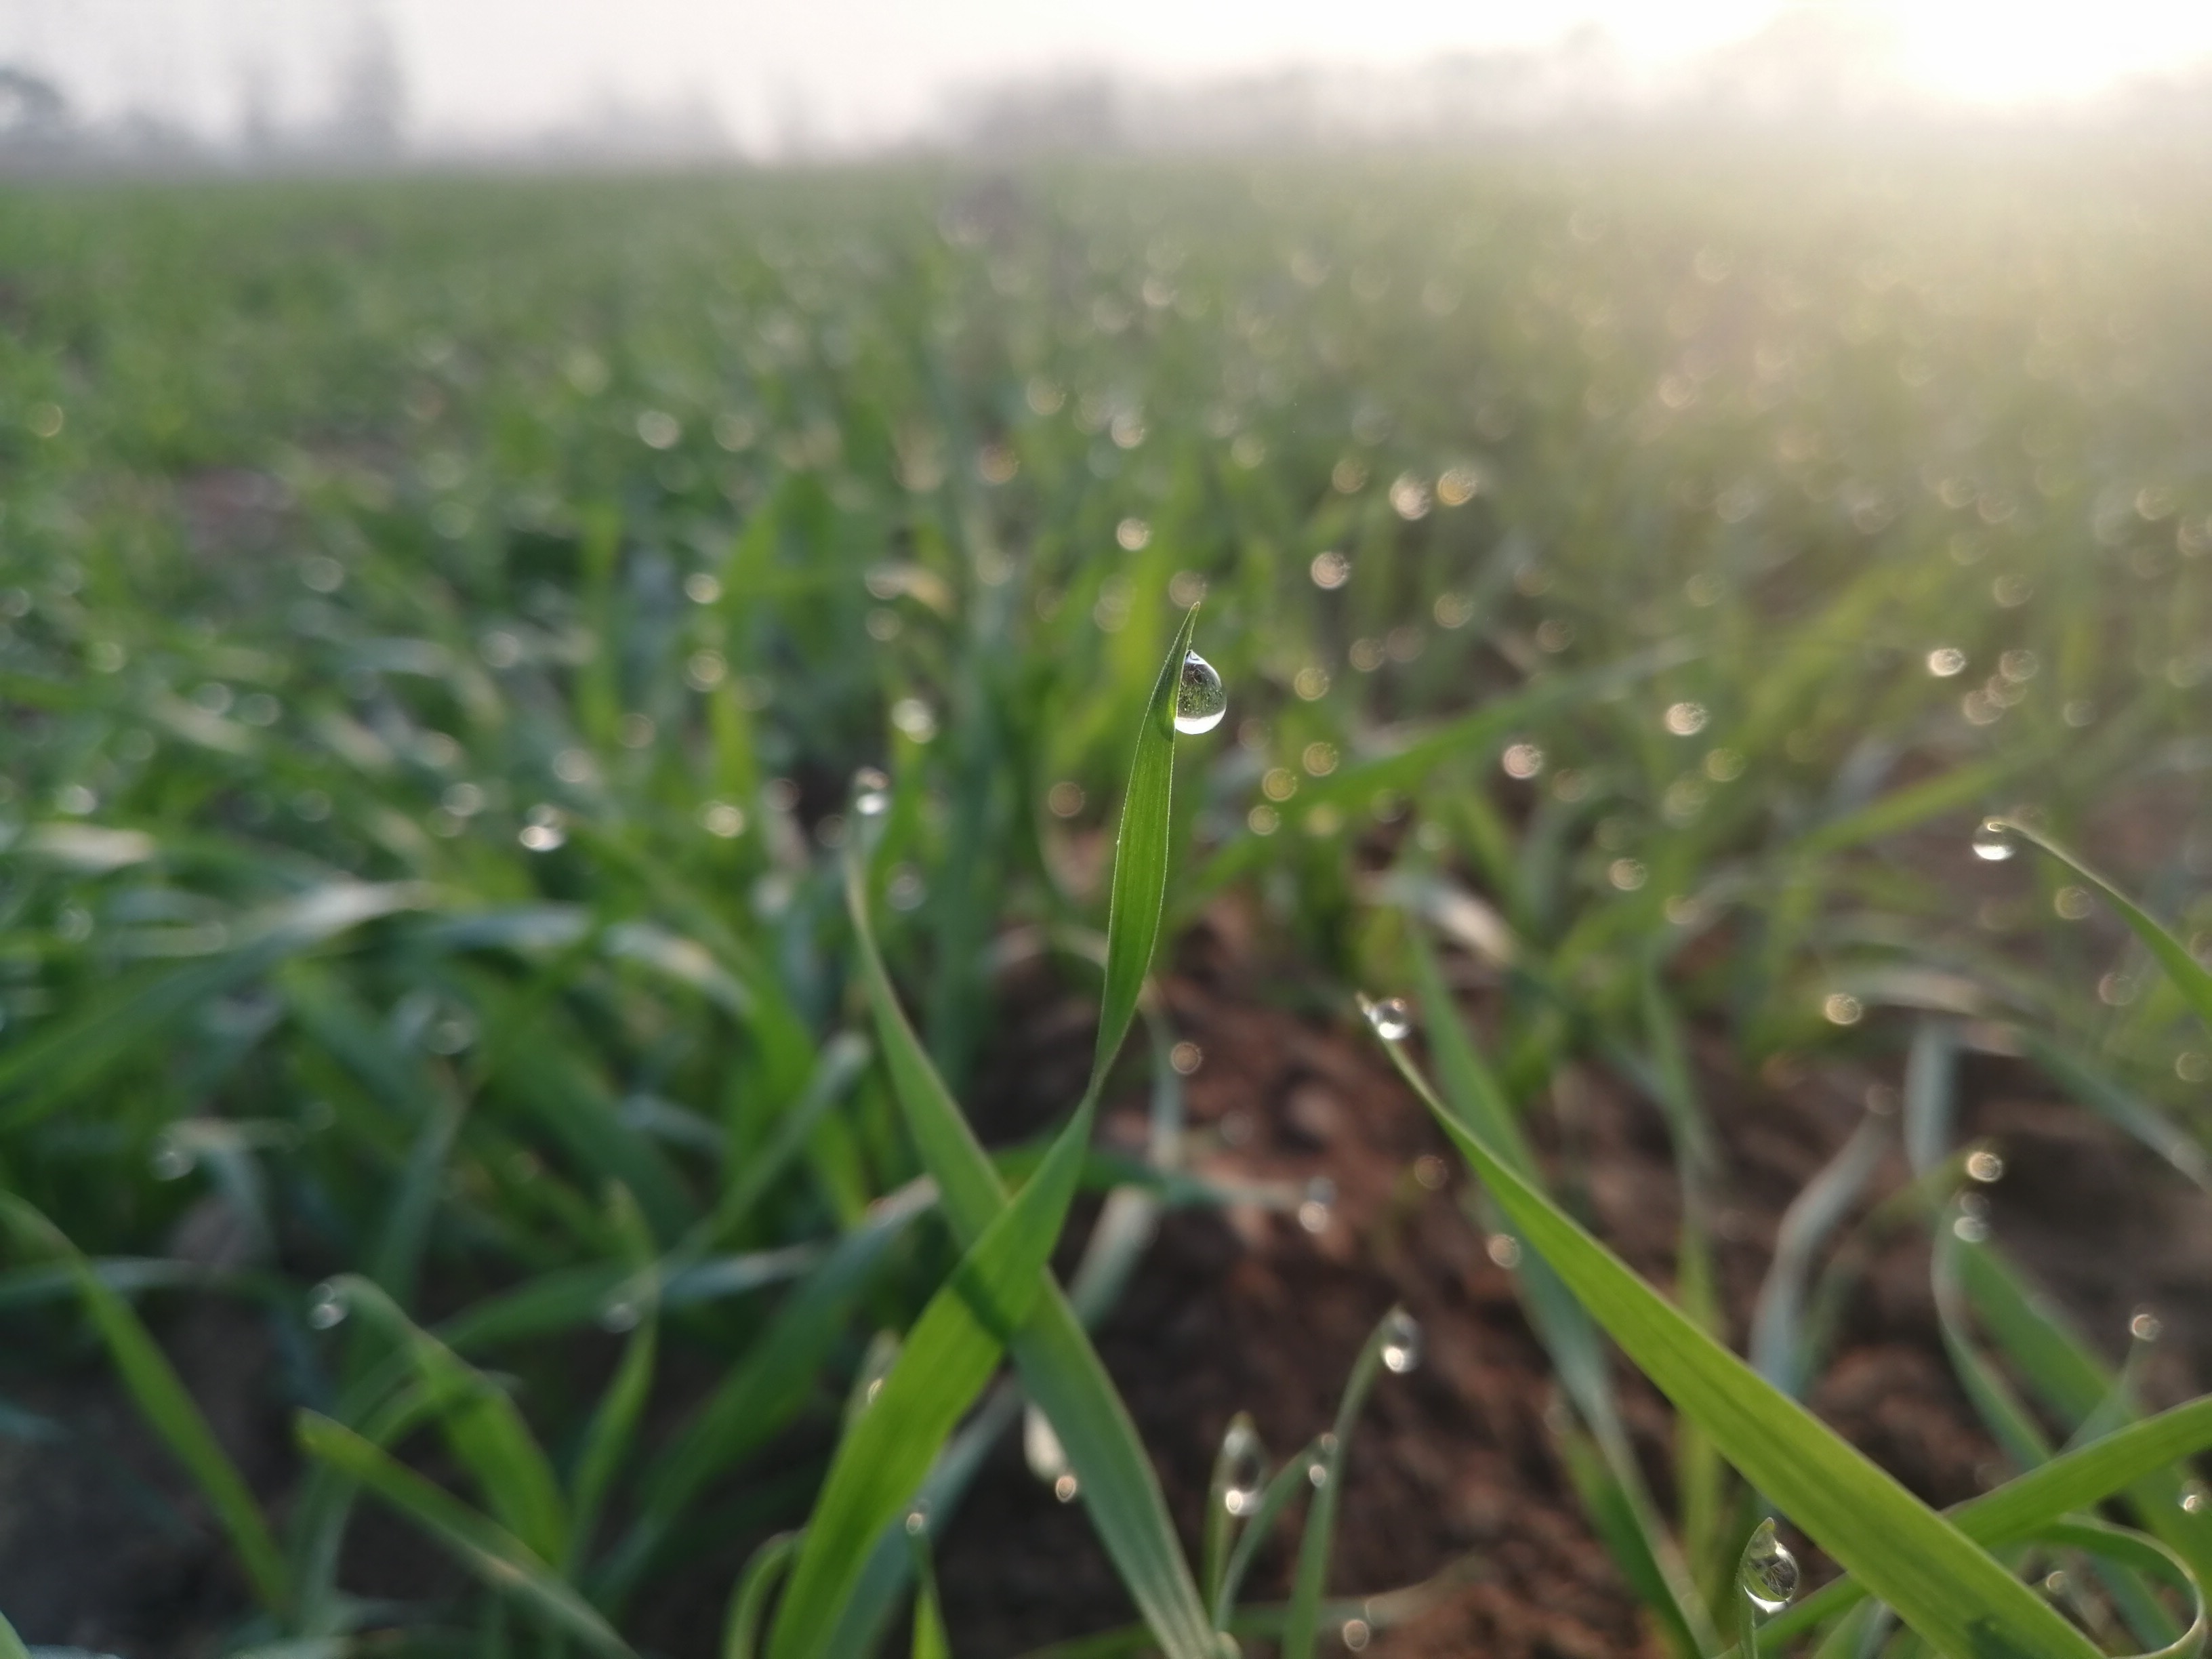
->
[307,1282,349,1330]
[600,1299,641,1332]
[1341,1617,1372,1651]
[1053,1473,1080,1502]
[1823,993,1864,1026]
[1965,1149,2004,1183]
[1738,1517,1799,1614]
[904,1502,930,1536]
[2181,1481,2207,1515]
[1307,1458,1330,1489]
[1953,1213,1990,1244]
[1664,701,1709,736]
[1486,1233,1523,1269]
[1221,1418,1263,1516]
[1971,820,2015,861]
[854,766,890,817]
[1927,647,1968,677]
[1174,652,1227,735]
[1365,997,1412,1042]
[2131,1308,2163,1343]
[1298,1177,1336,1235]
[150,1136,194,1181]
[1380,1309,1424,1374]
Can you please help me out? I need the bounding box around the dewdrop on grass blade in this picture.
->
[1365,997,1412,1041]
[1738,1517,1799,1616]
[1971,819,2016,861]
[1175,651,1228,735]
[1380,1308,1423,1374]
[1221,1418,1264,1516]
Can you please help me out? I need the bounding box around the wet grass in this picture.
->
[2,147,2211,1654]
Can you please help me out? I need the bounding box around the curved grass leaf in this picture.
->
[1282,1309,1397,1659]
[766,1094,1094,1659]
[1750,1395,2212,1650]
[0,1607,30,1659]
[776,611,1210,1658]
[837,632,1217,1659]
[724,1533,799,1659]
[295,1412,634,1656]
[0,1194,291,1618]
[335,1275,569,1564]
[1992,818,2212,1035]
[1087,602,1201,1097]
[1367,1008,2104,1659]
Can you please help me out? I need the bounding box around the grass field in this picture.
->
[2,148,2211,1657]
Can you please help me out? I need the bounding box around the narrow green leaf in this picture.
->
[724,1533,799,1659]
[1215,1437,1324,1624]
[842,649,1216,1659]
[295,1412,634,1656]
[1755,1395,2212,1649]
[0,1194,291,1618]
[1368,1009,2104,1659]
[0,1605,31,1659]
[909,1521,954,1659]
[337,1275,569,1564]
[1993,818,2212,1036]
[768,1094,1093,1659]
[567,1187,660,1572]
[1282,1309,1395,1659]
[1089,602,1202,1096]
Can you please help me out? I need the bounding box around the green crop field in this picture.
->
[2,149,2211,1658]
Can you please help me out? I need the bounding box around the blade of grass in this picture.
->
[1086,602,1201,1097]
[566,1187,660,1572]
[842,639,1217,1659]
[0,1194,291,1618]
[1215,1436,1325,1625]
[1991,819,2212,1034]
[1282,1309,1406,1659]
[295,1412,633,1657]
[724,1534,798,1659]
[337,1275,569,1565]
[1366,1006,2104,1659]
[766,1080,1094,1659]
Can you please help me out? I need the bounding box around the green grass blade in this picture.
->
[0,1194,291,1618]
[1216,1437,1324,1624]
[1283,1309,1399,1659]
[1366,1008,2104,1659]
[909,1521,954,1659]
[566,1188,660,1572]
[843,710,1214,1659]
[1756,1396,2212,1658]
[295,1411,634,1656]
[337,1275,569,1564]
[767,1092,1095,1659]
[777,608,1206,1658]
[0,1605,31,1659]
[724,1534,798,1659]
[1088,602,1202,1097]
[1992,818,2212,1035]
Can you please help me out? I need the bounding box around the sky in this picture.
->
[2,0,2209,152]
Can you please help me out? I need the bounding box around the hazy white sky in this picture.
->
[4,0,2210,150]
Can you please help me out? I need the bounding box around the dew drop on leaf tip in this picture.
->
[1738,1517,1799,1615]
[1365,996,1412,1041]
[1971,819,2015,861]
[1174,651,1227,735]
[1380,1307,1423,1374]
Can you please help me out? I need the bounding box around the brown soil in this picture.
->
[4,905,2208,1658]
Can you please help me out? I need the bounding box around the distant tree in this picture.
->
[331,1,405,155]
[0,64,70,148]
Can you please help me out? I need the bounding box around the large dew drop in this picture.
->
[1174,651,1228,735]
[1738,1517,1800,1615]
[1380,1308,1424,1374]
[1970,819,2015,862]
[1365,996,1413,1042]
